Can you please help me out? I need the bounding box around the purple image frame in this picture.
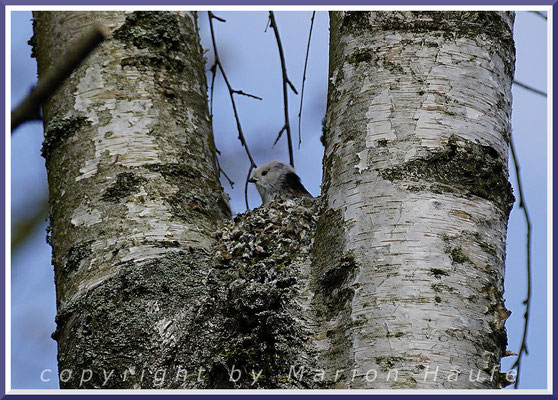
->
[1,0,556,398]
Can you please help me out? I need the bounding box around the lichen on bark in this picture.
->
[52,197,323,389]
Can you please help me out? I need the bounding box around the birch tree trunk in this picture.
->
[313,11,515,389]
[33,11,232,388]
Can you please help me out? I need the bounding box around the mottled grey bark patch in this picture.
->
[342,12,512,44]
[311,206,362,386]
[46,214,53,246]
[167,191,226,222]
[359,11,512,38]
[444,231,501,261]
[146,162,203,186]
[340,11,515,78]
[317,253,357,320]
[53,249,212,388]
[380,135,515,214]
[375,355,405,372]
[145,161,231,221]
[113,11,182,51]
[28,18,38,58]
[63,240,93,274]
[102,172,147,202]
[483,285,510,339]
[479,283,511,386]
[338,11,372,34]
[41,114,90,159]
[320,153,333,195]
[320,117,328,147]
[312,207,347,283]
[319,253,356,292]
[431,283,457,294]
[346,48,373,64]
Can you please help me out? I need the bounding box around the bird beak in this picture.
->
[248,177,257,183]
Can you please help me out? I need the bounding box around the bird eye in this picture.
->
[261,170,268,176]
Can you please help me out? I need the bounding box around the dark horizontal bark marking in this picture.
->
[380,135,515,214]
[341,11,513,44]
[102,172,147,202]
[121,55,185,73]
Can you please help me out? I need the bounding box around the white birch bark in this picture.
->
[33,11,231,388]
[313,11,515,389]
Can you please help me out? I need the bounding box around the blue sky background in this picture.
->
[9,10,549,389]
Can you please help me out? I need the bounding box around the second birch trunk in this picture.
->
[313,11,516,389]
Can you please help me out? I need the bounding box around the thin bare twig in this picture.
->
[232,89,263,100]
[530,11,547,20]
[211,13,226,23]
[286,78,297,94]
[218,162,235,189]
[208,11,260,209]
[213,148,235,188]
[209,63,217,117]
[11,24,108,132]
[212,148,235,188]
[244,165,255,211]
[508,135,532,389]
[272,125,287,147]
[268,11,298,168]
[513,80,547,97]
[297,11,316,149]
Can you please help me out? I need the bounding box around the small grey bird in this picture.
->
[248,160,312,205]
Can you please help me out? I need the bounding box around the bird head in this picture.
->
[249,160,311,205]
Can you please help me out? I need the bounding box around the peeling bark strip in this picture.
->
[315,11,515,388]
[33,11,231,388]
